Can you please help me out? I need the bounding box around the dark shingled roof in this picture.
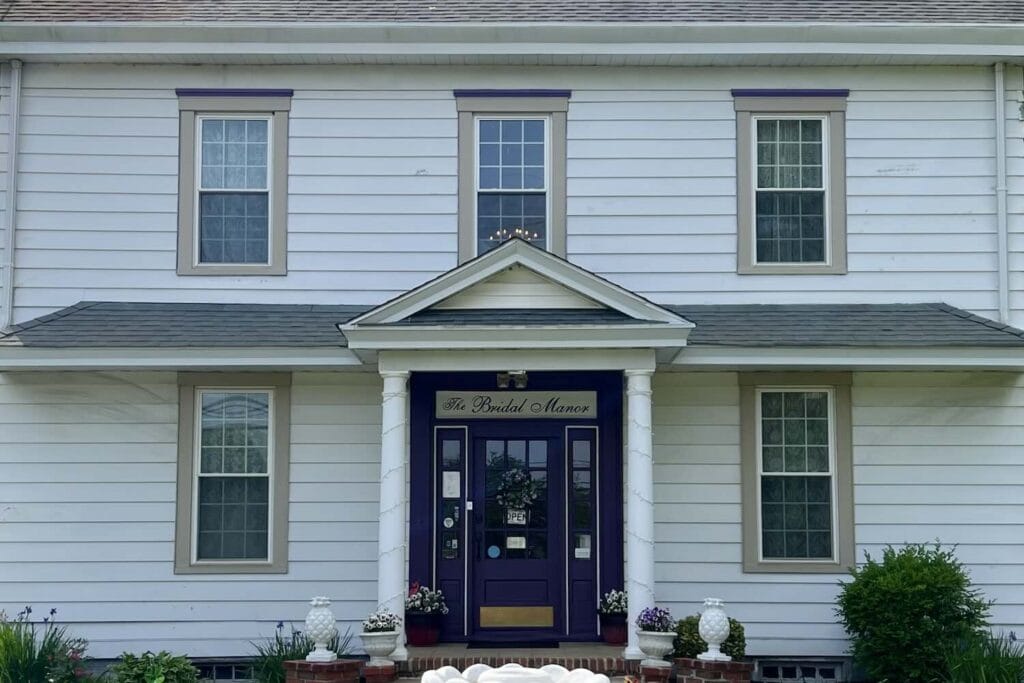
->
[1,0,1021,24]
[3,301,1024,349]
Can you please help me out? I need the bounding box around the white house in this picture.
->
[0,1,1022,678]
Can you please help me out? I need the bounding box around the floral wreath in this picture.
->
[496,468,540,510]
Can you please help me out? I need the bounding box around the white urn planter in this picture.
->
[362,630,400,666]
[636,630,676,667]
[697,598,731,662]
[304,596,338,662]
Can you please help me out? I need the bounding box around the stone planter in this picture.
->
[636,629,676,666]
[598,613,627,645]
[360,630,399,666]
[404,611,442,647]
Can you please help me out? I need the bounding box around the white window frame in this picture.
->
[473,115,552,256]
[754,386,839,564]
[191,387,276,566]
[750,114,832,267]
[193,114,275,269]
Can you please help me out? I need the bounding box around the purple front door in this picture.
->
[470,429,565,638]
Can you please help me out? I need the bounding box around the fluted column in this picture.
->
[378,370,409,660]
[624,369,655,660]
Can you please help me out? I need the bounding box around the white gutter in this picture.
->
[672,346,1024,370]
[995,62,1010,323]
[0,346,364,371]
[0,23,1023,61]
[0,59,21,332]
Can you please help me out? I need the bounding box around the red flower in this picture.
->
[408,581,421,595]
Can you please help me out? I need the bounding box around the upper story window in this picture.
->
[176,90,292,276]
[733,91,849,275]
[455,91,569,262]
[477,117,548,254]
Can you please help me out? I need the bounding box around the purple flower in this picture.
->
[635,606,674,632]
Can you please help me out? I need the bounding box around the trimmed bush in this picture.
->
[836,543,990,683]
[672,615,746,660]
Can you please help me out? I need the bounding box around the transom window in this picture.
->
[476,117,549,255]
[197,117,271,265]
[194,390,273,562]
[754,117,827,264]
[757,388,835,561]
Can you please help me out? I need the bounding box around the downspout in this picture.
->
[995,62,1009,323]
[1,59,22,331]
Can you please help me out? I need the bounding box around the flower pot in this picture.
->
[599,613,627,645]
[636,629,676,666]
[405,611,442,647]
[361,630,399,665]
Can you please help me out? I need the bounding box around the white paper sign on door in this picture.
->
[442,471,460,498]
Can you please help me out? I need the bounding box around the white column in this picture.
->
[624,369,656,660]
[378,370,410,660]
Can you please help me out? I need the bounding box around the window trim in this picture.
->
[456,95,568,262]
[739,372,855,573]
[735,95,848,275]
[175,372,291,574]
[177,95,291,276]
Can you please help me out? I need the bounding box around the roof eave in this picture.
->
[673,345,1024,370]
[0,22,1022,62]
[0,345,364,371]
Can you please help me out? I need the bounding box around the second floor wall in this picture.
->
[1,62,1022,325]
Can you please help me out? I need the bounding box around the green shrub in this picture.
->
[672,614,746,660]
[946,632,1024,683]
[110,651,199,683]
[249,622,354,683]
[836,543,991,683]
[0,607,91,683]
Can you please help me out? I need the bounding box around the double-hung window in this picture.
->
[175,373,291,574]
[177,91,291,275]
[740,373,854,573]
[734,91,849,274]
[455,91,569,262]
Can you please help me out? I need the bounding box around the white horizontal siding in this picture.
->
[653,371,1024,658]
[0,370,383,658]
[6,63,1017,323]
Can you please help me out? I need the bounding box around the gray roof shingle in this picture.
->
[2,1,1021,24]
[2,301,1024,349]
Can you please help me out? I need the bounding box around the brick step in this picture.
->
[400,656,638,676]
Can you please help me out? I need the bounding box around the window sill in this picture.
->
[174,561,287,575]
[738,263,847,276]
[743,559,849,574]
[177,263,287,276]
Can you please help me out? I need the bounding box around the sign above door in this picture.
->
[436,391,597,419]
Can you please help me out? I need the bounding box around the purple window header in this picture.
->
[175,88,295,98]
[731,89,850,98]
[453,89,572,99]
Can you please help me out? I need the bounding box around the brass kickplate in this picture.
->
[479,606,554,628]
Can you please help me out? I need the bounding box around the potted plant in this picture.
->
[635,606,676,666]
[360,608,401,665]
[404,582,449,647]
[597,589,628,645]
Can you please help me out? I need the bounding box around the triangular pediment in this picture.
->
[433,264,603,311]
[340,239,692,350]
